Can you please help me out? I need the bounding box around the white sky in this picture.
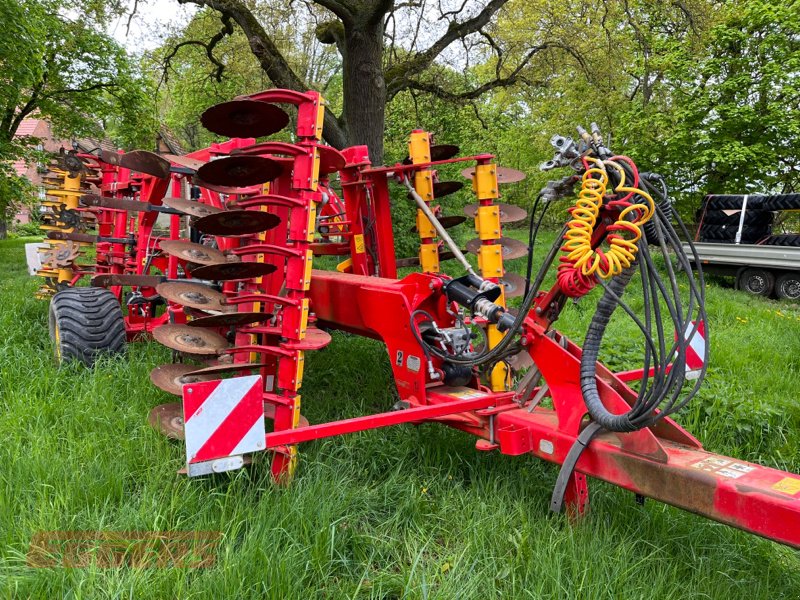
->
[108,0,197,52]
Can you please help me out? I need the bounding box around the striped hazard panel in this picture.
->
[182,375,265,477]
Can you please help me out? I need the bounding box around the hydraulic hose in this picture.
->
[578,264,639,432]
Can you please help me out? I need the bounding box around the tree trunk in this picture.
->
[341,21,386,164]
[0,219,7,240]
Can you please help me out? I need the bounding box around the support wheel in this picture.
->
[49,287,127,366]
[775,272,800,301]
[736,268,775,297]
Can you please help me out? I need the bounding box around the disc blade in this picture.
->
[461,166,526,184]
[196,155,283,187]
[186,362,267,376]
[150,363,217,396]
[465,237,529,260]
[100,150,171,179]
[162,198,223,218]
[193,210,281,236]
[409,215,466,233]
[201,99,290,138]
[463,202,528,224]
[318,145,346,175]
[193,178,263,195]
[156,281,228,312]
[188,261,277,281]
[434,180,464,197]
[403,144,460,164]
[163,154,207,172]
[159,240,227,265]
[148,402,186,439]
[498,272,526,298]
[187,311,272,328]
[152,324,228,355]
[395,251,455,268]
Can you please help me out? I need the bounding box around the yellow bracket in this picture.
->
[475,205,501,241]
[477,244,503,277]
[314,97,326,140]
[414,170,434,201]
[300,249,314,290]
[472,164,499,200]
[419,243,440,273]
[298,298,310,339]
[408,131,431,164]
[416,210,436,238]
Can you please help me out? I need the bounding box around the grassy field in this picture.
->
[1,235,800,599]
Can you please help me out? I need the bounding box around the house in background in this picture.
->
[11,120,184,226]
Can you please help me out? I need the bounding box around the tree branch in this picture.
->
[385,0,509,96]
[177,0,348,149]
[163,14,234,83]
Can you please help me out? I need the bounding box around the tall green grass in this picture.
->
[1,237,799,599]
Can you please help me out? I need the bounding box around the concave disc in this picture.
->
[148,402,186,439]
[410,215,466,233]
[159,240,227,265]
[193,178,263,195]
[403,144,460,164]
[186,362,268,376]
[193,210,281,236]
[461,166,527,183]
[114,150,171,179]
[187,311,272,328]
[463,202,528,224]
[318,145,347,175]
[150,363,217,396]
[162,198,223,218]
[465,237,529,260]
[163,154,207,172]
[156,281,228,312]
[197,155,283,187]
[434,181,464,197]
[152,324,228,355]
[499,272,526,298]
[201,99,290,138]
[188,261,277,281]
[395,251,456,268]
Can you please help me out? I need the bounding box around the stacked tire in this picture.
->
[697,195,774,243]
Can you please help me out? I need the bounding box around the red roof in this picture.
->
[11,119,43,176]
[14,119,40,138]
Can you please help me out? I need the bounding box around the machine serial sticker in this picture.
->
[691,458,756,479]
[772,477,800,496]
[354,234,365,254]
[406,355,421,373]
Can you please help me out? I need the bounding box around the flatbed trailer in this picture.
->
[683,241,800,299]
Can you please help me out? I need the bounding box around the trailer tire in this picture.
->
[775,272,800,301]
[704,195,766,211]
[701,209,773,227]
[49,287,127,366]
[699,224,771,244]
[761,194,800,212]
[763,234,800,247]
[736,268,775,297]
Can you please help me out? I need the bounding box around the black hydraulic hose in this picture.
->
[579,264,639,432]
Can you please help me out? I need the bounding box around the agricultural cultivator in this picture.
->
[35,88,800,550]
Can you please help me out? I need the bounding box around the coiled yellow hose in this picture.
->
[560,159,655,284]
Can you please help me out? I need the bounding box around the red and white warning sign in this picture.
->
[182,375,265,477]
[682,320,706,379]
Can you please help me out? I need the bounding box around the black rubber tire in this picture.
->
[704,195,766,211]
[701,209,773,227]
[49,287,127,366]
[698,223,771,243]
[775,272,800,301]
[762,234,800,247]
[761,194,800,212]
[736,268,775,297]
[642,202,674,245]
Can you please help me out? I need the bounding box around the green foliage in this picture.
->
[2,236,800,597]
